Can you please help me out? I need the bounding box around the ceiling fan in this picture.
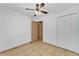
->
[25,3,48,16]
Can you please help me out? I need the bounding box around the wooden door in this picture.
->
[32,21,38,42]
[38,22,43,42]
[32,21,43,42]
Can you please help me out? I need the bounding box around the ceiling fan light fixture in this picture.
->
[35,10,38,15]
[38,11,41,15]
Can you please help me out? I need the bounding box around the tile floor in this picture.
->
[0,41,79,56]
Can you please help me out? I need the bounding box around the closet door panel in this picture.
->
[63,15,73,50]
[57,18,64,48]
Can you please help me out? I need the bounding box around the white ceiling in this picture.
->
[0,3,79,17]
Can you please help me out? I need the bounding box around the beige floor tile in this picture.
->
[0,41,78,56]
[53,48,66,56]
[65,51,78,56]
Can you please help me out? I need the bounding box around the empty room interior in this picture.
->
[0,3,79,56]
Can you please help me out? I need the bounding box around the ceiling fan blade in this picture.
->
[36,3,39,11]
[25,8,35,10]
[40,11,48,14]
[40,3,45,8]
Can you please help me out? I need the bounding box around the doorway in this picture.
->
[32,21,43,42]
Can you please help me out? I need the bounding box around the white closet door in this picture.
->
[57,14,79,52]
[57,16,73,50]
[62,14,79,52]
[63,15,73,50]
[72,15,79,52]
